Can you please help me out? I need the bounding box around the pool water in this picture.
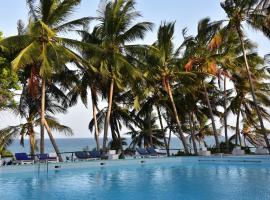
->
[1,158,270,200]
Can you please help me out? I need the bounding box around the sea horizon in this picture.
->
[7,137,220,155]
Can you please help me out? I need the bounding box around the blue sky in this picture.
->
[0,0,269,138]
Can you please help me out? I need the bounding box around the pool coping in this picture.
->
[1,155,270,174]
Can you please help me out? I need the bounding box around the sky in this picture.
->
[0,0,269,138]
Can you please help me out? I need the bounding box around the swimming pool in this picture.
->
[1,157,270,200]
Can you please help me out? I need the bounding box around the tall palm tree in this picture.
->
[228,60,270,146]
[183,18,223,150]
[221,0,270,153]
[136,22,192,154]
[94,0,153,153]
[89,91,137,153]
[0,80,73,157]
[69,27,103,151]
[0,0,90,161]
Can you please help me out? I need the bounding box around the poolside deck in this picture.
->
[1,155,270,174]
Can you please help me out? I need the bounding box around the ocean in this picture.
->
[7,138,185,154]
[6,136,221,159]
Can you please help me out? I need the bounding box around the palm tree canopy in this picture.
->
[0,0,90,79]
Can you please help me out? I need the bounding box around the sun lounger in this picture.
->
[146,147,166,157]
[14,153,34,164]
[89,150,101,159]
[75,151,93,161]
[136,148,149,157]
[232,147,245,155]
[198,147,211,156]
[255,146,268,155]
[38,153,59,163]
[107,150,119,160]
[135,148,158,158]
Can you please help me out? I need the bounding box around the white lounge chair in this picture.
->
[198,147,211,156]
[255,146,268,155]
[48,153,59,163]
[232,147,245,155]
[107,150,119,160]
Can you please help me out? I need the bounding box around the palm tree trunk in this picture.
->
[237,28,270,154]
[223,75,229,152]
[243,135,247,147]
[103,78,114,153]
[157,105,169,156]
[189,112,198,155]
[43,120,63,162]
[116,131,124,154]
[239,132,242,147]
[92,103,100,151]
[203,83,220,151]
[235,107,241,146]
[168,129,172,155]
[40,79,63,162]
[29,123,35,159]
[165,80,189,154]
[147,111,153,147]
[40,79,45,154]
[40,126,44,154]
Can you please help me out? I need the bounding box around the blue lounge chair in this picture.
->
[75,151,92,160]
[89,150,101,159]
[14,153,34,164]
[146,147,158,156]
[136,148,151,158]
[146,147,166,157]
[37,153,58,163]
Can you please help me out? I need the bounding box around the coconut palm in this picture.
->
[126,112,165,149]
[182,18,224,150]
[221,0,270,153]
[0,0,90,160]
[93,0,153,152]
[134,22,192,154]
[89,91,137,153]
[228,60,270,146]
[0,79,73,157]
[69,26,104,151]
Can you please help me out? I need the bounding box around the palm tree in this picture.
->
[93,0,153,153]
[135,22,192,154]
[228,59,270,146]
[69,26,103,151]
[0,80,73,157]
[126,112,165,149]
[0,0,90,161]
[89,91,137,153]
[183,18,223,150]
[221,0,270,153]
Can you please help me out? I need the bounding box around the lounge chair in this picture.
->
[14,153,34,164]
[136,148,157,158]
[255,146,268,155]
[198,147,211,156]
[146,147,166,157]
[75,151,92,161]
[107,150,119,160]
[37,153,59,163]
[89,150,101,159]
[232,147,245,155]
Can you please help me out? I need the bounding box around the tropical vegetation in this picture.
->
[1,0,270,158]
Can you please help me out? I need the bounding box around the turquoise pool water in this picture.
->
[1,157,270,200]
